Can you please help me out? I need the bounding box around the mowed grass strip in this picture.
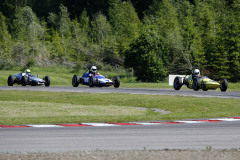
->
[0,90,240,125]
[0,101,146,117]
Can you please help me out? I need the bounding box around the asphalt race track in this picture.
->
[0,86,240,153]
[0,86,240,99]
[0,121,240,152]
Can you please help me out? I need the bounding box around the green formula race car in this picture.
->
[173,75,228,92]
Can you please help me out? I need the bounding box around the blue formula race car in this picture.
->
[72,66,120,88]
[8,69,50,87]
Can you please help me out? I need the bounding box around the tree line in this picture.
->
[0,0,239,82]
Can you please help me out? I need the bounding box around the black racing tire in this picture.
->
[45,76,50,87]
[8,75,14,86]
[89,76,96,88]
[202,88,208,91]
[219,78,228,92]
[173,76,183,90]
[192,78,200,91]
[72,75,80,87]
[21,76,27,86]
[31,82,37,86]
[112,76,120,88]
[201,82,208,91]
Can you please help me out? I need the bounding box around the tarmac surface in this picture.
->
[0,86,240,99]
[0,121,240,152]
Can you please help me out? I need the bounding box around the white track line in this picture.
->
[28,125,64,128]
[210,118,240,121]
[174,121,205,123]
[134,122,160,125]
[81,123,118,127]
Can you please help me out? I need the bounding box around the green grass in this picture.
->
[228,83,240,92]
[120,82,171,89]
[0,90,240,125]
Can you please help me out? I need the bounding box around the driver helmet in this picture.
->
[193,69,200,76]
[90,66,97,74]
[26,69,31,76]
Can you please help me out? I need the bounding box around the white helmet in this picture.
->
[90,66,97,74]
[193,69,200,76]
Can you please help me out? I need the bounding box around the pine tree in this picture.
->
[13,6,44,67]
[0,12,12,58]
[194,0,230,78]
[79,8,90,37]
[50,28,65,63]
[224,0,240,81]
[109,0,141,56]
[143,0,183,73]
[176,0,203,72]
[91,12,112,48]
[48,4,71,59]
[0,12,12,68]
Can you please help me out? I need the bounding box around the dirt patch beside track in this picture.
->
[1,150,240,160]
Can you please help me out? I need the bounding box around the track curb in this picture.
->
[1,117,240,128]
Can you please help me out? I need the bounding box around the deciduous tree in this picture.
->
[125,28,170,82]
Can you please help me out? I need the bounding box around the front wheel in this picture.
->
[192,78,200,91]
[201,82,208,91]
[45,76,50,87]
[112,76,120,88]
[72,75,80,87]
[219,78,228,92]
[21,76,27,86]
[8,75,14,86]
[173,77,183,90]
[89,76,96,88]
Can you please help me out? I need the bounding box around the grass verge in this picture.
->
[0,90,239,125]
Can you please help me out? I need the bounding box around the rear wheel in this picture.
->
[202,88,208,91]
[31,82,37,86]
[89,76,96,87]
[8,75,14,86]
[45,76,50,87]
[201,82,208,91]
[21,76,27,86]
[112,76,120,88]
[173,77,183,90]
[192,78,200,91]
[219,78,228,92]
[72,75,80,87]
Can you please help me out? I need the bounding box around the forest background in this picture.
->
[0,0,239,82]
